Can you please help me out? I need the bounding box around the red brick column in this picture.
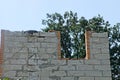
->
[56,31,61,60]
[85,31,91,59]
[0,30,4,77]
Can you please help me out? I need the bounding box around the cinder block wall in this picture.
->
[0,30,112,80]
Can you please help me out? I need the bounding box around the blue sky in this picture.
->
[0,0,120,31]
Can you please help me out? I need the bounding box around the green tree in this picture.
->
[42,11,87,58]
[42,11,109,58]
[42,11,120,80]
[109,23,120,80]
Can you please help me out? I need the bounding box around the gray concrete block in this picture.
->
[46,43,58,48]
[12,52,28,59]
[20,77,29,80]
[101,48,109,54]
[41,77,49,80]
[45,37,58,43]
[4,30,15,36]
[27,37,38,42]
[40,70,50,77]
[46,48,57,54]
[28,59,38,65]
[13,31,24,37]
[91,38,100,43]
[4,52,14,59]
[84,71,102,76]
[28,47,38,53]
[41,66,58,71]
[4,47,12,53]
[28,53,40,60]
[32,33,40,36]
[101,60,110,64]
[94,77,112,80]
[90,54,95,59]
[23,65,40,71]
[51,60,66,66]
[4,60,11,64]
[40,43,47,48]
[4,36,14,41]
[90,48,101,54]
[10,77,24,80]
[84,59,101,64]
[4,47,28,53]
[38,54,50,59]
[10,59,27,64]
[3,65,22,71]
[4,42,24,48]
[29,76,40,80]
[79,77,94,80]
[50,71,66,77]
[14,37,27,42]
[3,71,16,77]
[102,71,112,76]
[91,38,108,44]
[38,60,48,65]
[25,43,41,48]
[17,71,29,77]
[40,32,56,37]
[61,77,74,80]
[91,43,109,49]
[92,32,108,37]
[94,54,110,59]
[29,72,39,77]
[59,65,75,70]
[67,71,84,76]
[76,65,94,70]
[99,38,109,43]
[94,65,111,70]
[37,47,46,52]
[37,37,45,42]
[49,76,61,80]
[67,60,84,65]
[33,43,41,48]
[14,47,28,53]
[4,50,28,59]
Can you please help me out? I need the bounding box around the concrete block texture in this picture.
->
[91,32,108,38]
[94,77,112,80]
[0,30,111,80]
[61,77,74,80]
[50,71,67,77]
[3,65,22,71]
[79,77,94,80]
[67,71,84,76]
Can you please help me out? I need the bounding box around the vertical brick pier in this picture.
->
[0,30,4,77]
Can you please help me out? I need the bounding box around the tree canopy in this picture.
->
[42,11,120,80]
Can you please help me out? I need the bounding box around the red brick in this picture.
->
[85,31,92,59]
[0,30,5,77]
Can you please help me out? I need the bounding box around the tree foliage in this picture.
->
[42,11,120,80]
[109,23,120,80]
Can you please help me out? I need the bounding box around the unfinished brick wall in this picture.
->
[0,30,112,80]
